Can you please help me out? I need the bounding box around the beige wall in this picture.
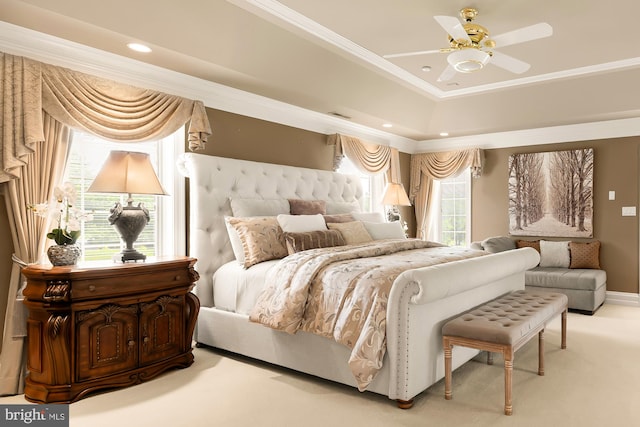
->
[472,136,640,294]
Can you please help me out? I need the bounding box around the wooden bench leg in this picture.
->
[443,337,453,400]
[538,329,545,376]
[561,308,567,349]
[487,351,494,365]
[504,348,514,416]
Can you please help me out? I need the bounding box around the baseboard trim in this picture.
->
[606,291,640,307]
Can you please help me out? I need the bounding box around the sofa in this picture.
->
[471,236,606,315]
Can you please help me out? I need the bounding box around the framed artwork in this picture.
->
[508,148,593,238]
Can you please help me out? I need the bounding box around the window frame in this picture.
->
[430,168,472,246]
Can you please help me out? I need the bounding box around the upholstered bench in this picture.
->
[442,290,568,415]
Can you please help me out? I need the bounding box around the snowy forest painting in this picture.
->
[508,148,593,238]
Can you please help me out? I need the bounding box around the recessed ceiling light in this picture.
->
[127,43,152,53]
[439,132,449,137]
[382,123,393,128]
[421,65,432,72]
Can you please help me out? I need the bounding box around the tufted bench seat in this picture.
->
[442,290,568,415]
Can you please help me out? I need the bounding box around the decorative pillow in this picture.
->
[230,198,290,217]
[226,216,288,268]
[276,213,328,233]
[323,213,355,224]
[327,221,373,245]
[224,216,247,263]
[481,236,516,253]
[351,211,385,223]
[539,240,571,268]
[570,241,601,269]
[362,221,406,240]
[325,200,361,214]
[516,239,541,253]
[283,230,345,254]
[288,199,326,215]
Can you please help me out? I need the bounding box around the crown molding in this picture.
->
[414,117,640,152]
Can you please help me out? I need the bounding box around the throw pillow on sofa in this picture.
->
[569,241,601,269]
[539,240,570,268]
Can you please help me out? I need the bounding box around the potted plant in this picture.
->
[28,182,93,265]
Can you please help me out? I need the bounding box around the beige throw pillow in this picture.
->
[327,221,373,245]
[227,216,288,268]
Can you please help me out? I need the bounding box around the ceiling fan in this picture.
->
[383,8,552,82]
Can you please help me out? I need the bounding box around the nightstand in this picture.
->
[21,256,200,403]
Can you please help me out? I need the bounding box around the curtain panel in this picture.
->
[0,52,212,184]
[410,148,483,239]
[327,133,401,183]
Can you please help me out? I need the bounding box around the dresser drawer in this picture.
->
[72,268,191,300]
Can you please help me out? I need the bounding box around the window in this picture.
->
[337,157,385,213]
[64,129,185,261]
[431,169,471,246]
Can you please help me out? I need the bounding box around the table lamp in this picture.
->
[381,182,411,222]
[88,151,168,262]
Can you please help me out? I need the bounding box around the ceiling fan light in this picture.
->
[447,49,490,73]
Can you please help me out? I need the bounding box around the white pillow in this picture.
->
[363,221,406,240]
[539,240,570,268]
[325,200,361,214]
[351,211,385,223]
[224,216,246,264]
[276,214,328,233]
[230,198,290,217]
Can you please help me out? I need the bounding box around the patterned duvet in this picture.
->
[249,239,486,390]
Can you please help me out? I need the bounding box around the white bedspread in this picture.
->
[212,260,278,314]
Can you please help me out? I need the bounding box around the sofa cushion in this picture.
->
[481,236,516,253]
[525,267,606,291]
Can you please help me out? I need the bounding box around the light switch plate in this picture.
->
[609,191,615,200]
[622,206,636,217]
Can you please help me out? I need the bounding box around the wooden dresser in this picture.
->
[21,256,200,403]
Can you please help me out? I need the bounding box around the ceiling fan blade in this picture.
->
[434,15,471,43]
[437,65,457,82]
[490,51,531,74]
[383,49,441,59]
[491,23,553,48]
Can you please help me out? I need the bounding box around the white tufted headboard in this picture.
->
[177,153,363,307]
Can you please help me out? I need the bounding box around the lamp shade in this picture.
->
[381,183,411,206]
[87,151,168,196]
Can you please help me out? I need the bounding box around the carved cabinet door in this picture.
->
[75,304,139,382]
[138,295,185,366]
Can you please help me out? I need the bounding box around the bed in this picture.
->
[178,153,540,408]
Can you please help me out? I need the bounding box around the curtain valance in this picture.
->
[0,52,212,183]
[327,133,401,183]
[409,148,483,200]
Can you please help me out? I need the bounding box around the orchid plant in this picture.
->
[28,182,93,245]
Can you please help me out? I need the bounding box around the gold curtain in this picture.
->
[0,113,70,395]
[327,133,401,183]
[0,52,212,184]
[410,148,483,239]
